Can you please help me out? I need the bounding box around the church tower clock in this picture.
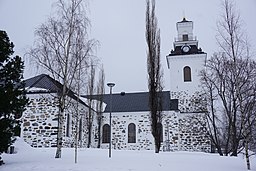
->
[166,18,207,112]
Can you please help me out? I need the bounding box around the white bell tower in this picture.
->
[166,18,207,112]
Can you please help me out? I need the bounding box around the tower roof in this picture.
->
[178,17,191,23]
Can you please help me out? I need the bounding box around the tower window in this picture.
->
[102,124,110,143]
[183,34,188,41]
[184,66,192,82]
[128,123,136,143]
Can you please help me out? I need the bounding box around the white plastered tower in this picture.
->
[166,18,207,112]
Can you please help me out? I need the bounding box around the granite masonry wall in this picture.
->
[22,93,210,152]
[178,113,211,152]
[97,111,156,150]
[92,111,210,152]
[171,91,206,113]
[21,93,88,148]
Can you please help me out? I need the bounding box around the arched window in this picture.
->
[157,123,163,143]
[128,123,136,143]
[183,66,192,82]
[102,124,110,143]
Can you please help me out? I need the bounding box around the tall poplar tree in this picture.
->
[145,0,164,153]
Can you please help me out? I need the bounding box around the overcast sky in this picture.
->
[1,0,255,93]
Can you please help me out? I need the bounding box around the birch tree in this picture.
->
[29,0,98,158]
[145,0,164,153]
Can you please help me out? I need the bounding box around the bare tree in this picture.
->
[86,61,96,148]
[29,0,98,158]
[145,0,164,153]
[200,1,256,166]
[96,65,105,148]
[200,57,224,155]
[216,0,256,157]
[237,59,256,170]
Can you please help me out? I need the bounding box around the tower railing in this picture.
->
[174,36,197,42]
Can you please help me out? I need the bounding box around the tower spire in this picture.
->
[182,11,186,21]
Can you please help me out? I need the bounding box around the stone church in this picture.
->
[21,18,211,152]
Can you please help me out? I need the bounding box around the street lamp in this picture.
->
[107,82,115,158]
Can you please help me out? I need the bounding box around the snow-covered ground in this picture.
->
[1,138,255,171]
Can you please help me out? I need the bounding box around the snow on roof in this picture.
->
[25,87,49,92]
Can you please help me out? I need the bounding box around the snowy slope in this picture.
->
[1,138,255,171]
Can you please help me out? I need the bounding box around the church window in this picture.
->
[183,66,192,82]
[128,123,136,143]
[183,34,188,41]
[102,124,110,143]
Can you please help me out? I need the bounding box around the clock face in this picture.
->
[182,45,190,53]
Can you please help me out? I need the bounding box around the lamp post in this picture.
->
[107,82,115,158]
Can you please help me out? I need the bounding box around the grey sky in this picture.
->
[1,0,255,93]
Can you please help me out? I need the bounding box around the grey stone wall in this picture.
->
[178,113,211,152]
[95,111,211,152]
[22,94,59,147]
[21,93,88,148]
[97,112,155,150]
[171,91,206,113]
[21,93,210,152]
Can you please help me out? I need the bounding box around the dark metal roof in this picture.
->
[24,75,179,113]
[177,17,192,23]
[83,91,178,113]
[24,74,91,109]
[24,74,61,92]
[167,45,206,56]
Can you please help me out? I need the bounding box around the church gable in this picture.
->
[24,74,90,108]
[21,74,90,148]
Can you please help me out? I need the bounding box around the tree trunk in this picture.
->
[55,108,64,158]
[245,138,251,170]
[97,118,102,148]
[217,147,223,156]
[155,144,160,153]
[87,120,92,148]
